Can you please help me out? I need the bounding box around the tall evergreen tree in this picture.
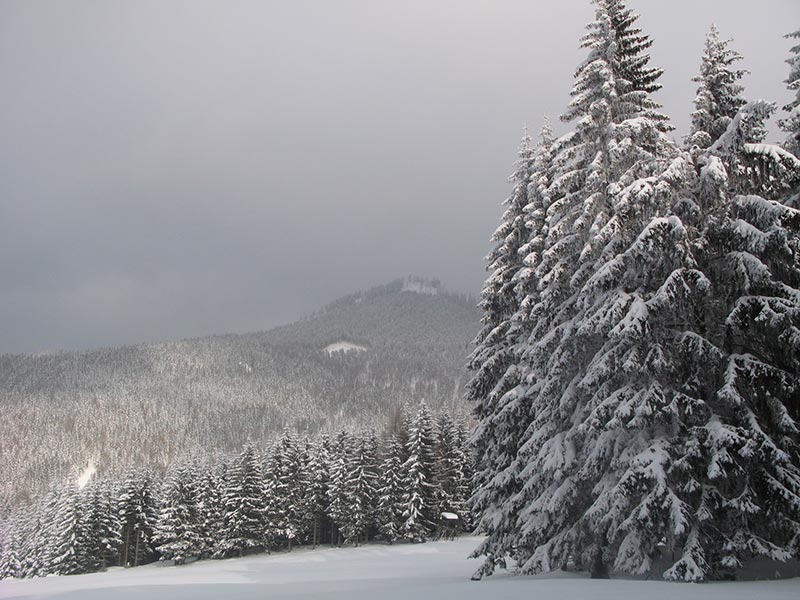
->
[466,128,535,439]
[687,26,747,150]
[265,430,307,550]
[470,0,679,580]
[218,444,265,558]
[118,470,158,568]
[660,99,800,581]
[47,484,91,576]
[341,432,378,545]
[0,526,23,579]
[305,437,331,548]
[780,29,800,158]
[401,402,438,542]
[18,495,50,578]
[196,464,225,558]
[327,430,351,546]
[83,479,122,571]
[434,413,471,524]
[376,436,406,544]
[467,120,558,576]
[154,465,204,564]
[465,126,548,571]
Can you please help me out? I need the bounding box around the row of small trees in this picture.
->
[0,402,473,579]
[468,0,799,583]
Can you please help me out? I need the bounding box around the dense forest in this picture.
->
[0,402,473,579]
[0,277,478,513]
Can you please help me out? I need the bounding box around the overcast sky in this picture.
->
[0,1,797,354]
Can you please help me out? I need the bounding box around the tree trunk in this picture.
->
[312,517,318,549]
[590,550,609,579]
[122,527,130,567]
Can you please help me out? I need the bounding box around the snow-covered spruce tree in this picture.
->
[304,437,331,548]
[376,436,407,544]
[16,494,51,578]
[217,444,265,558]
[47,484,92,575]
[470,0,681,580]
[260,449,278,553]
[466,128,535,477]
[83,479,122,571]
[433,413,471,523]
[780,29,800,158]
[510,55,798,584]
[660,99,800,581]
[467,122,556,574]
[265,430,307,550]
[118,470,158,568]
[687,25,747,151]
[196,464,225,558]
[327,430,352,546]
[153,465,204,564]
[0,527,23,579]
[401,401,438,541]
[341,432,378,545]
[516,119,557,308]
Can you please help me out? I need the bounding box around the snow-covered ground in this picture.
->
[2,536,798,600]
[324,341,368,355]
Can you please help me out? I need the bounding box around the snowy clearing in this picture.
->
[324,341,368,355]
[2,536,798,600]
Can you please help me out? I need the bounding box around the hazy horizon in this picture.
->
[1,0,797,354]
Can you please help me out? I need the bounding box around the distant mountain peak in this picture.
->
[319,276,463,315]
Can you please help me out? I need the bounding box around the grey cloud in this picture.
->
[0,0,797,353]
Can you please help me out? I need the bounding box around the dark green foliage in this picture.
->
[118,471,158,568]
[401,402,438,541]
[154,466,204,564]
[218,445,265,558]
[376,437,406,543]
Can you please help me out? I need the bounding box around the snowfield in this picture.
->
[1,537,798,600]
[324,341,368,355]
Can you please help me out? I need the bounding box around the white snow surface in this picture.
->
[401,279,440,295]
[324,341,368,355]
[76,460,96,489]
[2,537,798,600]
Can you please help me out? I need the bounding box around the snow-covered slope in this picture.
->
[1,537,797,600]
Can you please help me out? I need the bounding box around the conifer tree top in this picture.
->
[563,0,670,132]
[688,25,747,150]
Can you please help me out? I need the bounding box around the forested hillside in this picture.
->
[0,277,478,513]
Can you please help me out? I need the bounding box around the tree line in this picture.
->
[0,402,473,579]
